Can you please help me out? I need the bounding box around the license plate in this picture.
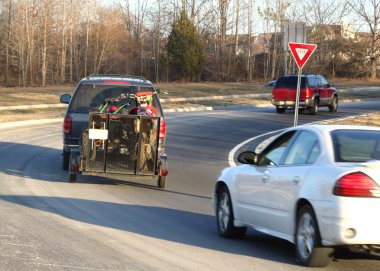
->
[89,128,109,140]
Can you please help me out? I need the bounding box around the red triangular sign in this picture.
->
[288,42,317,69]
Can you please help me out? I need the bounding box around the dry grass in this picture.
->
[327,112,380,127]
[0,108,66,123]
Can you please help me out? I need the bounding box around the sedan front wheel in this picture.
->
[216,185,246,238]
[296,205,333,267]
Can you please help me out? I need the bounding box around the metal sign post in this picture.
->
[288,42,317,126]
[294,68,302,127]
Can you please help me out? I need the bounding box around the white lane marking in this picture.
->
[228,129,285,167]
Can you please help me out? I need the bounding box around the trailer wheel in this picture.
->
[158,175,166,188]
[68,150,80,183]
[69,173,77,183]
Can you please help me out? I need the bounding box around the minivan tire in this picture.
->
[308,99,319,115]
[276,107,285,114]
[63,150,70,170]
[328,96,338,113]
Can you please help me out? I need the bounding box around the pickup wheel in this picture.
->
[276,107,285,114]
[308,99,319,115]
[328,96,338,112]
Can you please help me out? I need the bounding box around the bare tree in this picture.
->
[246,0,254,81]
[296,0,348,26]
[4,0,12,84]
[347,0,380,79]
[40,0,54,86]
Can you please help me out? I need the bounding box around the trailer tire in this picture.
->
[158,175,166,188]
[69,173,77,183]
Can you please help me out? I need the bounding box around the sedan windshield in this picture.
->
[332,130,380,162]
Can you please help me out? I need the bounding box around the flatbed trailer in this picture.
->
[68,112,168,188]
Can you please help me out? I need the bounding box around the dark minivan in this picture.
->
[60,75,168,187]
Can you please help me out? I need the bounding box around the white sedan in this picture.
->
[213,125,380,267]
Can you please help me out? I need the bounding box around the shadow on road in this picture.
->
[0,141,171,187]
[0,141,296,266]
[0,194,297,266]
[1,194,379,268]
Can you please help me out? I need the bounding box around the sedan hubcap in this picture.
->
[297,213,315,259]
[218,192,230,231]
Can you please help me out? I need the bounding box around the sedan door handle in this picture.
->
[262,175,269,183]
[293,176,300,185]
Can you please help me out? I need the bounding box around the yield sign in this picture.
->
[288,42,317,69]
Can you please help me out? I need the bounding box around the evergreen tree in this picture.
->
[167,10,204,81]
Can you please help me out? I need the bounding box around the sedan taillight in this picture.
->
[333,172,380,198]
[63,116,72,136]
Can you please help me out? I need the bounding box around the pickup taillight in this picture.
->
[63,116,72,135]
[159,120,166,140]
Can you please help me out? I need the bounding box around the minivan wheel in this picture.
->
[216,186,246,238]
[276,107,285,114]
[63,150,70,170]
[328,96,338,112]
[308,99,319,115]
[295,205,333,267]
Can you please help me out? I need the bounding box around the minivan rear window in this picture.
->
[274,76,306,89]
[68,83,155,114]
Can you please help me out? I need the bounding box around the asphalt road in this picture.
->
[0,102,380,271]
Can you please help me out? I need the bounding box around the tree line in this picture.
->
[0,0,378,87]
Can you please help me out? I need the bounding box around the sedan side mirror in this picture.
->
[237,151,257,165]
[60,94,71,104]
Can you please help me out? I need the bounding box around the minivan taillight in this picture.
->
[305,87,311,99]
[63,116,72,136]
[159,120,166,140]
[333,172,380,197]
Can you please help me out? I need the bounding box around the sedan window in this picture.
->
[257,131,296,166]
[283,131,320,165]
[332,130,380,162]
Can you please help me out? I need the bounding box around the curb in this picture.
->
[164,106,214,113]
[160,93,270,103]
[0,96,375,112]
[0,93,270,112]
[0,118,62,129]
[0,104,67,111]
